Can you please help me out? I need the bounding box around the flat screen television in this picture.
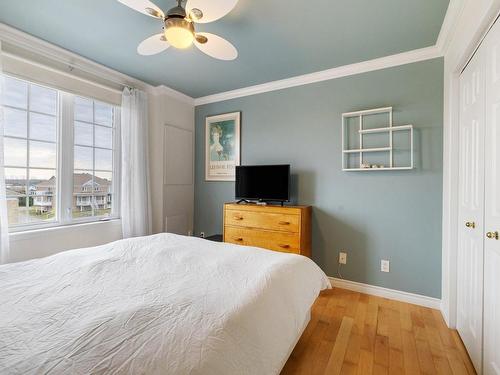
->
[235,165,290,203]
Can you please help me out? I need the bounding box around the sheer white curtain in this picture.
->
[120,88,152,238]
[0,41,10,263]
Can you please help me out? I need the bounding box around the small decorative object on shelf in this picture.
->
[341,107,414,171]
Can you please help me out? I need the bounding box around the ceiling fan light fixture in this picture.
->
[121,0,239,60]
[164,18,194,49]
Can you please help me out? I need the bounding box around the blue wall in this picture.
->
[194,58,444,298]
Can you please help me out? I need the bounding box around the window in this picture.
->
[2,75,120,231]
[73,97,115,220]
[3,77,58,226]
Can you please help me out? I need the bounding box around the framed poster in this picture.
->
[205,112,241,181]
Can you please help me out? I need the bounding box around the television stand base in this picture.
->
[235,199,285,206]
[236,199,251,204]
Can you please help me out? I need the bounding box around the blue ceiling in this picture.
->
[0,0,449,98]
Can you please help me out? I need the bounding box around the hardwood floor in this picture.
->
[281,288,476,375]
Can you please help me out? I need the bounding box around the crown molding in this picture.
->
[435,0,466,54]
[0,23,149,90]
[0,22,193,105]
[150,85,195,105]
[193,0,461,106]
[194,45,442,106]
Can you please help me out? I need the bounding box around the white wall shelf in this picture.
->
[343,147,391,153]
[358,124,413,134]
[341,107,414,171]
[343,167,413,172]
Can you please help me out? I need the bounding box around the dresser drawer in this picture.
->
[224,226,300,254]
[225,209,299,233]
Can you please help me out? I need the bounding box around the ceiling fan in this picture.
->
[118,0,238,60]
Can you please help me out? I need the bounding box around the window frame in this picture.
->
[3,74,121,233]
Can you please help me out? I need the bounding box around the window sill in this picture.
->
[9,219,122,242]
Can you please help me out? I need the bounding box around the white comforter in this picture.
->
[0,233,329,374]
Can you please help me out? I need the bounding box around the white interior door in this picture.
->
[457,45,485,373]
[483,19,500,375]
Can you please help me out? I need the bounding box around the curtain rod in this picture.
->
[2,51,125,95]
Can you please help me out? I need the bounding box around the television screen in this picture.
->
[235,165,290,202]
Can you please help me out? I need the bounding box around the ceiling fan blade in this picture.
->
[137,33,170,55]
[194,33,238,60]
[186,0,238,23]
[117,0,164,19]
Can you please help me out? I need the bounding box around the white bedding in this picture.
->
[0,233,330,374]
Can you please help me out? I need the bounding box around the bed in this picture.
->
[0,233,330,374]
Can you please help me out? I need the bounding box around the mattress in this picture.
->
[0,233,330,374]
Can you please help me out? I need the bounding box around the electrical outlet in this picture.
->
[381,260,390,273]
[200,232,205,238]
[339,252,347,264]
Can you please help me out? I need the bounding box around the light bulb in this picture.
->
[164,18,194,49]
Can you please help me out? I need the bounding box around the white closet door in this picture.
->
[483,19,500,375]
[457,46,485,373]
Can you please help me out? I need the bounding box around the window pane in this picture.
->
[74,121,93,146]
[95,126,112,149]
[95,171,112,217]
[6,196,28,226]
[3,76,28,109]
[72,171,94,219]
[74,97,93,122]
[92,172,113,218]
[71,171,113,219]
[95,148,112,171]
[95,171,112,181]
[30,113,56,142]
[30,168,57,181]
[29,169,56,223]
[4,138,27,167]
[29,141,56,168]
[94,102,113,127]
[30,84,57,115]
[4,107,27,138]
[5,168,27,197]
[74,146,93,170]
[95,171,112,195]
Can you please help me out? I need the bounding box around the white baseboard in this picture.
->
[329,277,441,310]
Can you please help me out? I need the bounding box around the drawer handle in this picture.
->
[279,221,290,225]
[233,216,243,221]
[278,244,290,249]
[234,237,243,242]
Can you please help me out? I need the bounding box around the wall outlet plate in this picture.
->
[339,252,347,264]
[381,260,390,272]
[200,232,205,238]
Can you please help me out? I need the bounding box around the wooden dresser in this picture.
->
[223,203,312,256]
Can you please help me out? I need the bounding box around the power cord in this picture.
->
[337,254,344,280]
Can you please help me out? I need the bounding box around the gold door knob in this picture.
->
[278,221,290,225]
[278,244,290,249]
[465,221,476,228]
[234,237,243,242]
[486,231,499,240]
